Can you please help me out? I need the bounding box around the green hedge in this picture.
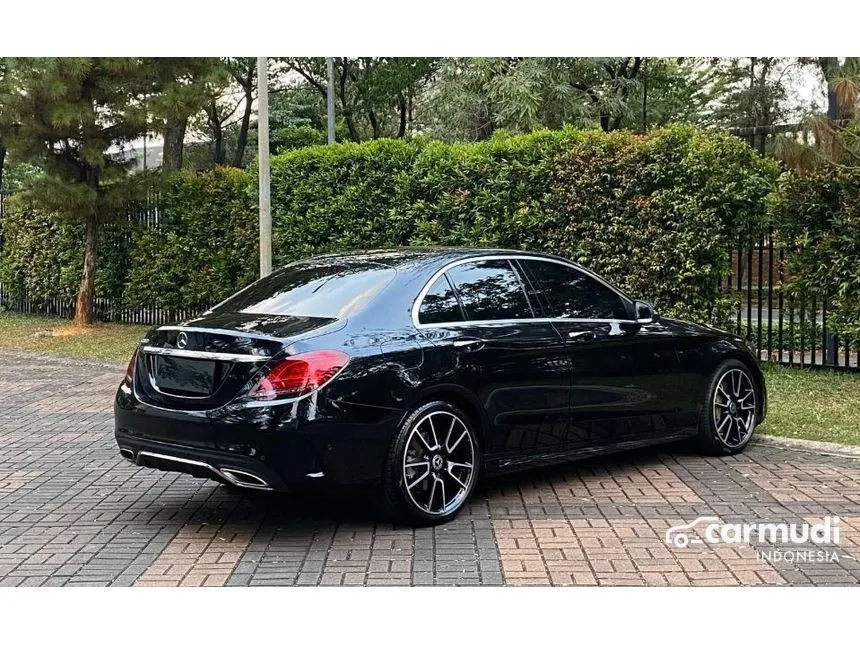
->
[0,125,778,326]
[770,167,860,341]
[122,167,257,310]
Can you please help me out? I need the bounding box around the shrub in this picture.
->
[122,167,257,311]
[770,167,860,341]
[0,125,778,327]
[0,193,130,312]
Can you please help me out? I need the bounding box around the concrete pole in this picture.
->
[326,57,336,144]
[257,56,272,277]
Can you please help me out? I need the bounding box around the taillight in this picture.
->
[124,347,139,385]
[249,350,349,401]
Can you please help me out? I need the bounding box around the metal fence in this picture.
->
[723,229,858,371]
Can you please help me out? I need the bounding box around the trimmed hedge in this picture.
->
[0,125,778,327]
[769,167,860,341]
[122,167,257,311]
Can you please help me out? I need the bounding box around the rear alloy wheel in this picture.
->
[697,359,759,455]
[383,401,480,525]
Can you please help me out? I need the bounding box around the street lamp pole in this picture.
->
[257,56,272,278]
[326,57,336,144]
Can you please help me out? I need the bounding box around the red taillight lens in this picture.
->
[124,347,139,385]
[249,350,349,401]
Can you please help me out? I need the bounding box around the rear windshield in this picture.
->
[212,261,396,319]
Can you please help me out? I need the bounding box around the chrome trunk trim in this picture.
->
[141,346,270,362]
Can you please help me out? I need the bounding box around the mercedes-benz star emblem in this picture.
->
[176,332,188,349]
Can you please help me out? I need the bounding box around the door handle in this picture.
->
[452,338,484,351]
[568,330,595,341]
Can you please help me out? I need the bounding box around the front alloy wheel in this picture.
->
[383,401,480,525]
[698,359,759,455]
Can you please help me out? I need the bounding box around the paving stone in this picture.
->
[2,349,860,586]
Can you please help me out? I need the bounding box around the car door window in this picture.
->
[446,260,534,321]
[521,260,628,320]
[418,274,465,325]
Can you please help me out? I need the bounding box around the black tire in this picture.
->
[381,400,481,526]
[696,359,760,456]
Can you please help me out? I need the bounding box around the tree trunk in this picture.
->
[213,122,224,165]
[0,144,6,189]
[368,110,380,139]
[74,216,98,326]
[205,102,226,166]
[397,94,407,138]
[162,117,187,172]
[820,57,843,121]
[233,85,253,167]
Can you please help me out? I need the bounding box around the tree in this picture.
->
[771,58,860,170]
[229,57,257,167]
[148,58,227,172]
[0,58,159,325]
[286,57,438,142]
[422,57,656,140]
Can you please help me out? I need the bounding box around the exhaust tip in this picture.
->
[219,468,272,490]
[119,448,135,462]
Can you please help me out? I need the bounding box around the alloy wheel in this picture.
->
[402,410,476,516]
[712,368,757,448]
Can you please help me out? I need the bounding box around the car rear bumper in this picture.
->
[116,434,289,490]
[114,385,398,491]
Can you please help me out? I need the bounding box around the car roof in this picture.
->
[303,247,572,268]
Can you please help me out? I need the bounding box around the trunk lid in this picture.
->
[134,312,340,410]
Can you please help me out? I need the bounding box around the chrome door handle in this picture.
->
[568,330,595,340]
[452,339,484,350]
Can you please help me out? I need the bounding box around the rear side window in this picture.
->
[446,260,534,322]
[521,259,628,320]
[418,275,465,325]
[213,261,395,319]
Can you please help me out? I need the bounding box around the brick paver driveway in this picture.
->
[2,349,860,587]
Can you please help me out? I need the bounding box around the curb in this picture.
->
[753,433,860,459]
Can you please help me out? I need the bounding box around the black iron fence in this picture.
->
[723,229,858,371]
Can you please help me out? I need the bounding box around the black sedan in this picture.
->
[115,248,766,525]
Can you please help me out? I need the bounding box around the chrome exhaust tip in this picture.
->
[219,468,272,490]
[119,448,135,462]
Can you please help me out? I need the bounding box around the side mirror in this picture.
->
[634,300,656,324]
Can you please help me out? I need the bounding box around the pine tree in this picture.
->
[0,58,158,325]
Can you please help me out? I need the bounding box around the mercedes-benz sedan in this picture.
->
[115,248,766,525]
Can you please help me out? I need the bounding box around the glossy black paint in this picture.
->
[114,247,767,493]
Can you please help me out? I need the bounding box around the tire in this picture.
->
[381,401,481,526]
[696,359,760,456]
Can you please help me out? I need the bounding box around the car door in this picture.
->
[517,258,682,449]
[415,258,571,465]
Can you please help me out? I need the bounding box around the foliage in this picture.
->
[0,57,165,324]
[122,167,256,310]
[284,57,438,141]
[0,161,42,192]
[148,58,228,172]
[1,125,776,328]
[0,194,131,308]
[769,166,860,341]
[422,57,680,140]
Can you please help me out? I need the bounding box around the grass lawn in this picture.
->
[759,362,860,446]
[0,311,148,363]
[1,311,858,445]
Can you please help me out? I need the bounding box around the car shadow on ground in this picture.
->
[187,441,699,528]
